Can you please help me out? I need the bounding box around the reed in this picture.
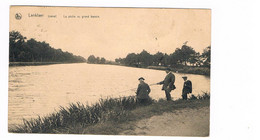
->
[9,93,209,133]
[10,96,139,133]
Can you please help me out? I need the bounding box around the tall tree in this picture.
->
[180,45,196,65]
[188,52,201,66]
[9,31,86,62]
[125,53,139,66]
[173,45,196,66]
[87,55,96,63]
[9,31,26,61]
[139,50,152,66]
[100,57,106,64]
[153,52,164,66]
[169,53,178,67]
[202,46,211,67]
[115,58,124,64]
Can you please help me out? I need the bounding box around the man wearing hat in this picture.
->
[136,77,151,104]
[157,68,176,101]
[182,76,192,100]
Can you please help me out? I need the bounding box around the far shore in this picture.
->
[9,62,86,66]
[146,65,210,76]
[9,62,210,76]
[103,63,210,76]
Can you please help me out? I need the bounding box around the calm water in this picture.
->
[8,63,210,126]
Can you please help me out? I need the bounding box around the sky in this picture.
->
[10,6,211,60]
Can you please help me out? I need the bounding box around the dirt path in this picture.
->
[120,107,209,136]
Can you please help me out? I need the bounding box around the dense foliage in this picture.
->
[87,55,107,64]
[115,45,211,68]
[9,31,86,63]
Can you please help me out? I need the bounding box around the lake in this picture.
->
[8,63,210,127]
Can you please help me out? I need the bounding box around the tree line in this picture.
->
[87,55,120,65]
[87,55,107,64]
[115,44,211,68]
[9,31,86,63]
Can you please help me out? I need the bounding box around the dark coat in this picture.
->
[158,72,176,90]
[136,82,151,99]
[182,80,192,94]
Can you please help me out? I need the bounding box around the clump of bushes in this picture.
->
[188,92,210,100]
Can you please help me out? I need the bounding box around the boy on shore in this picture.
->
[182,76,192,100]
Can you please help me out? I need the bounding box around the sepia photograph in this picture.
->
[8,6,211,136]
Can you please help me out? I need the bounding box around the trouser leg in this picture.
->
[137,98,142,103]
[165,89,172,101]
[182,93,188,100]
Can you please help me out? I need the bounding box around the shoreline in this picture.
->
[9,93,210,135]
[102,63,210,76]
[9,62,210,76]
[146,65,210,76]
[87,63,210,76]
[9,62,86,66]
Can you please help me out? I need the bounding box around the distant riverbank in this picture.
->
[10,62,210,76]
[9,62,85,66]
[9,93,210,135]
[107,63,210,76]
[147,65,210,76]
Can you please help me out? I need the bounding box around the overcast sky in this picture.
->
[10,6,211,60]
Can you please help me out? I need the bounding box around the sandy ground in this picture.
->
[120,107,209,136]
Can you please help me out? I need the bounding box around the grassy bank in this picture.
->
[9,94,210,134]
[147,66,210,76]
[9,62,85,66]
[104,64,210,76]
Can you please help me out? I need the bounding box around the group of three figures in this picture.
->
[135,68,192,104]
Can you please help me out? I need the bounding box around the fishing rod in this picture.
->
[116,83,158,94]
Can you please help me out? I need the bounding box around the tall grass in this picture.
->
[10,96,139,133]
[10,93,209,133]
[189,92,210,100]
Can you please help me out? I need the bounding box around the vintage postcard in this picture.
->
[9,6,211,136]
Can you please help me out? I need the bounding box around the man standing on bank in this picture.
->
[182,76,192,100]
[157,68,176,101]
[136,77,151,104]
